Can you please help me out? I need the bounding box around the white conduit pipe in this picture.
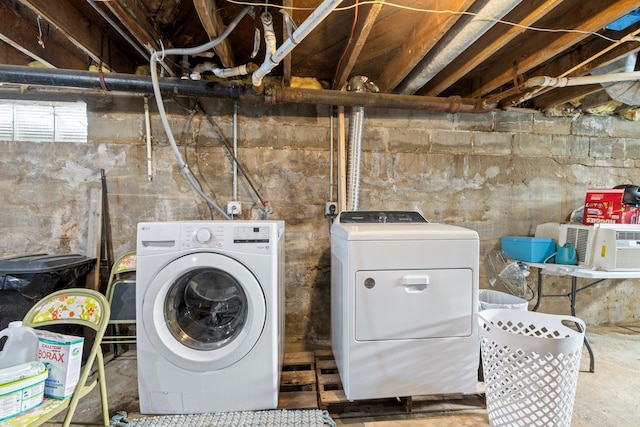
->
[143,96,153,182]
[329,114,334,203]
[189,62,255,80]
[396,0,522,95]
[337,106,347,213]
[252,0,344,89]
[149,6,252,219]
[524,71,640,89]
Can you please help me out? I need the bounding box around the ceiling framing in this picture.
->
[2,0,640,116]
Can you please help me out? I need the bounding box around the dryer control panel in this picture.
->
[339,211,427,223]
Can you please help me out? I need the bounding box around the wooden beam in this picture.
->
[16,0,134,72]
[102,0,162,52]
[0,39,30,65]
[422,0,563,96]
[468,0,640,98]
[532,84,603,109]
[332,0,384,90]
[85,188,103,291]
[375,0,475,93]
[580,90,619,111]
[0,2,88,69]
[282,0,293,87]
[534,29,640,79]
[193,0,236,68]
[500,27,640,108]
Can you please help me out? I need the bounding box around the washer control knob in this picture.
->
[195,228,212,244]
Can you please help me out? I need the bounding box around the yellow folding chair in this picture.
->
[102,251,136,356]
[3,288,110,427]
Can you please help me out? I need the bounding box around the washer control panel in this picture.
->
[137,221,280,255]
[182,223,272,251]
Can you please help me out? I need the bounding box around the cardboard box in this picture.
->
[583,189,640,225]
[35,331,83,399]
[0,362,47,420]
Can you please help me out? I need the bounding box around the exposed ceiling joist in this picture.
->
[500,25,640,108]
[375,0,475,93]
[467,0,640,99]
[421,0,564,96]
[332,0,384,90]
[193,0,236,68]
[534,84,604,109]
[101,0,164,54]
[2,1,640,118]
[282,0,293,86]
[16,0,134,72]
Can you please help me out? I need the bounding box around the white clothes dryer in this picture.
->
[136,220,284,414]
[331,211,479,400]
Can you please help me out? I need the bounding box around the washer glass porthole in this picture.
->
[164,267,248,350]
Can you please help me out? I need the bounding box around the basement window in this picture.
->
[0,100,87,143]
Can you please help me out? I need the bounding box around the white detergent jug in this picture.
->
[0,321,40,369]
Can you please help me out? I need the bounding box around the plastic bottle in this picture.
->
[0,321,40,369]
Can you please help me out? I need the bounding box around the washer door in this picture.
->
[142,252,266,372]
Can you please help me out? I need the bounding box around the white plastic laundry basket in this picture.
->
[478,309,585,427]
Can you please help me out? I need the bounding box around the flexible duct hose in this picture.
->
[347,106,364,211]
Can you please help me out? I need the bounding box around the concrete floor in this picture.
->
[45,324,640,426]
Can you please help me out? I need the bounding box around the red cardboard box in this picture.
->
[583,189,640,224]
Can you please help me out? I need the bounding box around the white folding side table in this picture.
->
[526,263,640,372]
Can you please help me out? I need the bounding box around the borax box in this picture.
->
[35,331,84,399]
[583,189,640,225]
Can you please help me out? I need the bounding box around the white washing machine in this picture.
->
[136,220,284,414]
[331,211,479,400]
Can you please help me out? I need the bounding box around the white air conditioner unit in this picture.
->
[558,224,596,267]
[591,224,640,271]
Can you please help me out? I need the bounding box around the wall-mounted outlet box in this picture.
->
[325,202,338,217]
[226,201,242,215]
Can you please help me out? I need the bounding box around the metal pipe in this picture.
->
[268,87,495,113]
[0,64,244,99]
[0,65,496,113]
[233,102,238,201]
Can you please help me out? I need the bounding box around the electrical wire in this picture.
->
[175,105,214,219]
[226,0,622,43]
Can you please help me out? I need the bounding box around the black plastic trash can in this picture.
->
[0,253,96,328]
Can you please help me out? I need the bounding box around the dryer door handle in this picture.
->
[402,275,428,293]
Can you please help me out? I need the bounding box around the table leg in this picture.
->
[571,276,595,372]
[533,268,543,312]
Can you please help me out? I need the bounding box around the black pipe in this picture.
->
[0,65,243,99]
[0,64,496,113]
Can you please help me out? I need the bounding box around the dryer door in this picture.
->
[141,252,266,372]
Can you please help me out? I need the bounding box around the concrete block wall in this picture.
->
[1,93,640,347]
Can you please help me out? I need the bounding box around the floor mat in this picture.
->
[110,409,336,427]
